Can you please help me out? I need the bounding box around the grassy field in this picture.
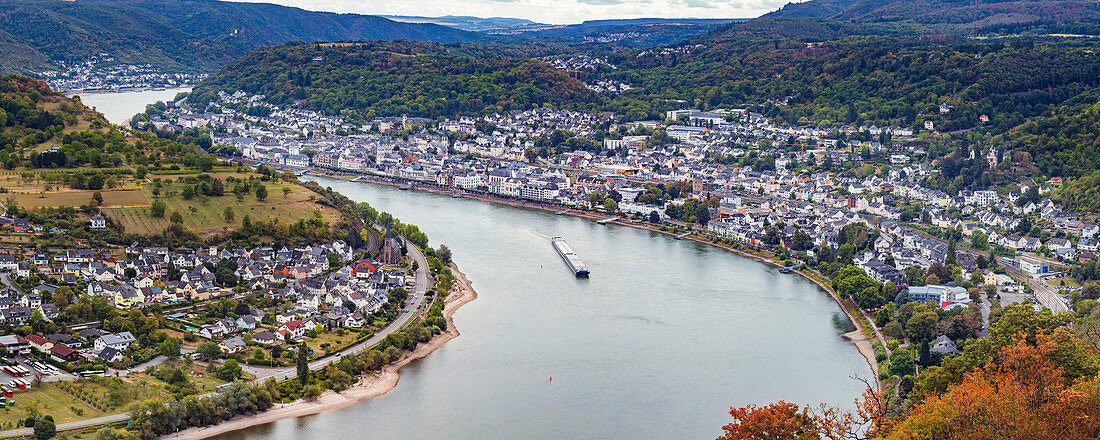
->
[0,375,171,429]
[307,331,360,358]
[0,361,233,430]
[1050,276,1082,288]
[129,360,230,395]
[104,176,339,237]
[0,382,109,429]
[9,188,148,209]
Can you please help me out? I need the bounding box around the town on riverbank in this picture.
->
[0,127,469,437]
[130,89,1100,403]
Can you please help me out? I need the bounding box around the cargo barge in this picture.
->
[551,236,589,277]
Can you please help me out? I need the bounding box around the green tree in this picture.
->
[437,244,452,265]
[297,342,309,385]
[303,383,324,401]
[918,340,933,367]
[883,321,905,340]
[906,309,939,343]
[159,337,182,358]
[282,187,291,198]
[95,427,140,440]
[33,416,54,440]
[790,230,814,251]
[255,184,268,201]
[970,231,989,250]
[837,243,855,264]
[693,203,710,225]
[170,211,184,225]
[150,200,166,218]
[603,197,618,213]
[196,341,222,360]
[219,359,242,381]
[889,350,915,376]
[223,207,234,222]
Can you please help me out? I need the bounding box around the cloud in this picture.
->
[680,0,716,8]
[226,0,780,24]
[575,0,634,5]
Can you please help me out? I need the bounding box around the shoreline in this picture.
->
[159,262,479,440]
[320,172,881,379]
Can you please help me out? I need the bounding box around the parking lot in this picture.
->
[997,289,1036,307]
[0,359,73,385]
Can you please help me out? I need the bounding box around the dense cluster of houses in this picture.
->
[0,241,353,310]
[158,95,1097,312]
[0,237,415,366]
[191,258,406,346]
[41,54,207,93]
[0,286,57,325]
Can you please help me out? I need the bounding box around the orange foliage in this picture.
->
[887,332,1100,440]
[718,386,893,440]
[718,401,821,440]
[720,331,1100,440]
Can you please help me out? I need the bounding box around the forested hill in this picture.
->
[759,0,1100,36]
[0,75,111,161]
[189,41,600,120]
[996,86,1100,213]
[0,0,490,74]
[601,37,1100,132]
[0,74,215,170]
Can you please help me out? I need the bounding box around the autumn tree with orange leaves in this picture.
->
[717,401,821,440]
[886,331,1100,440]
[719,330,1100,440]
[719,383,900,440]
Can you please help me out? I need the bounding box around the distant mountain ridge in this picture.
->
[519,17,748,47]
[762,0,1100,35]
[383,16,748,46]
[381,15,550,33]
[0,0,491,74]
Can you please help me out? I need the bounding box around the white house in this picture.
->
[94,331,136,353]
[90,214,106,229]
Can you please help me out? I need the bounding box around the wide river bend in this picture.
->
[209,176,869,440]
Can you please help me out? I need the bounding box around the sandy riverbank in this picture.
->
[160,263,479,440]
[322,171,882,379]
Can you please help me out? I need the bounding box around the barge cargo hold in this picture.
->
[551,236,590,277]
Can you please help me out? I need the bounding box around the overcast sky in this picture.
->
[229,0,791,25]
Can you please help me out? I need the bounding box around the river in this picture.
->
[73,88,191,124]
[207,177,869,440]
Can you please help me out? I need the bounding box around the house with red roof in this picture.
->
[50,344,81,363]
[278,319,307,340]
[25,334,51,352]
[351,261,378,279]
